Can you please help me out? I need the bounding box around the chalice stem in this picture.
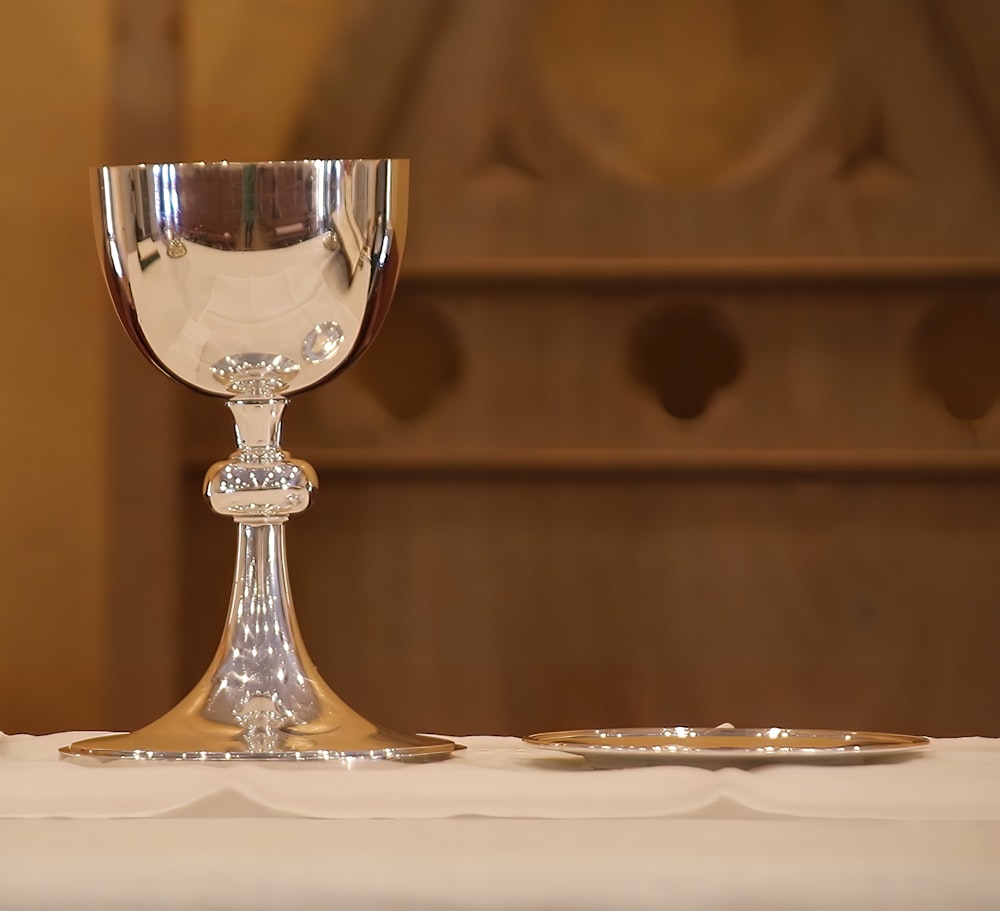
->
[203,518,325,736]
[196,396,331,732]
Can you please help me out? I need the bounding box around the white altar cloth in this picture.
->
[1,731,998,821]
[1,733,998,910]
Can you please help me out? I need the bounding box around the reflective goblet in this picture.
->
[62,160,457,761]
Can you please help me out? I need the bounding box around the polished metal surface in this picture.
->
[64,160,456,762]
[93,159,405,396]
[524,727,931,768]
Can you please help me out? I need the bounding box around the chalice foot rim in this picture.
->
[59,727,459,762]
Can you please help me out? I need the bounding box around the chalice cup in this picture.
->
[62,160,457,761]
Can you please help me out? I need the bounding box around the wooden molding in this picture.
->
[401,257,1000,292]
[185,447,1000,479]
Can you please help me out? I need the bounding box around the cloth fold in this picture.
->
[1,731,997,821]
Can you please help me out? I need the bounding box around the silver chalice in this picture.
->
[62,160,457,761]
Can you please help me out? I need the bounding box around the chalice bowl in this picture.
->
[62,160,457,761]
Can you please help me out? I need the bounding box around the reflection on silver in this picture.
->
[63,160,456,762]
[92,160,403,396]
[302,320,345,364]
[524,727,931,768]
[205,399,317,519]
[166,237,187,259]
[211,353,301,396]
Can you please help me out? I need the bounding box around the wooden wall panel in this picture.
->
[180,470,1000,738]
[103,0,185,731]
[130,0,1000,741]
[179,278,1000,738]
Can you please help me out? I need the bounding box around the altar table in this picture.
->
[1,732,997,910]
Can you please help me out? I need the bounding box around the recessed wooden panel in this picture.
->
[180,471,1000,738]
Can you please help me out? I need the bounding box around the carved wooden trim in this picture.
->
[402,257,1000,291]
[105,0,183,728]
[182,447,1000,479]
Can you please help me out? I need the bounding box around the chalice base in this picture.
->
[60,520,458,762]
[60,690,458,762]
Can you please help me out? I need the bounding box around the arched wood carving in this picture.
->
[628,302,744,419]
[353,297,463,421]
[290,0,1000,259]
[911,299,1000,420]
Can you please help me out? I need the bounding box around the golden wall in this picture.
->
[0,2,112,731]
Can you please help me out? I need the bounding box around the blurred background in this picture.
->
[2,0,999,737]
